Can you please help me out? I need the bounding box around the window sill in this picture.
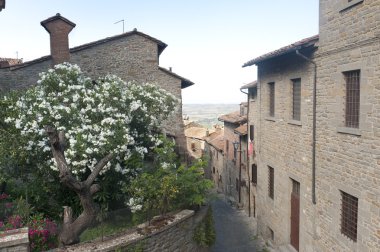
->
[288,120,302,126]
[337,127,361,136]
[340,0,363,12]
[265,117,276,122]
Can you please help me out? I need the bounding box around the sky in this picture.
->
[0,0,319,104]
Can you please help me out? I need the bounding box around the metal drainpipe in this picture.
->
[240,87,251,217]
[295,49,317,205]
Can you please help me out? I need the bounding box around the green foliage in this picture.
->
[126,136,213,219]
[193,207,216,247]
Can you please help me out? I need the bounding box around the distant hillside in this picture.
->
[182,104,239,128]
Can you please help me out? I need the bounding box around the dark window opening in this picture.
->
[249,125,254,141]
[268,166,274,199]
[268,82,275,117]
[252,164,257,185]
[341,191,358,242]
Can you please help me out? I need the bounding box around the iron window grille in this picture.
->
[341,191,358,242]
[268,166,274,199]
[268,82,275,117]
[344,70,360,128]
[292,78,301,121]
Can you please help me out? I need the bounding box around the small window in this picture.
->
[344,70,360,128]
[341,191,358,242]
[226,140,229,157]
[213,167,215,174]
[249,125,254,141]
[268,166,274,199]
[268,82,275,117]
[292,78,301,121]
[252,164,257,185]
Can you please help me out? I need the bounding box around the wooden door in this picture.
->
[290,180,300,251]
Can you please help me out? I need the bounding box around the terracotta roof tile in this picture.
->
[0,58,23,68]
[234,123,247,136]
[240,80,257,89]
[218,111,247,124]
[185,127,213,140]
[205,130,224,152]
[243,35,319,67]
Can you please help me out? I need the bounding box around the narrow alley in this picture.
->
[211,194,259,252]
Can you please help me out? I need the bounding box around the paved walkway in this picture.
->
[210,194,259,252]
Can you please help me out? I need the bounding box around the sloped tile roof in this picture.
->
[240,80,257,89]
[159,67,194,89]
[234,123,247,136]
[185,127,213,140]
[218,111,247,124]
[243,35,319,67]
[0,58,23,67]
[0,0,5,11]
[205,130,224,152]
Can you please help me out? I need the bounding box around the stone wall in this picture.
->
[205,143,224,192]
[315,1,380,251]
[254,54,317,251]
[0,228,29,252]
[57,208,209,252]
[0,32,188,155]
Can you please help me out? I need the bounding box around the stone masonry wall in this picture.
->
[315,1,380,251]
[0,33,187,154]
[57,208,209,252]
[255,54,316,251]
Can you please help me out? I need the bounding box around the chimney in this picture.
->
[41,13,76,66]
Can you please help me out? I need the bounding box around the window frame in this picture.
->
[292,78,301,121]
[343,70,360,128]
[268,82,275,117]
[340,190,358,242]
[268,166,274,199]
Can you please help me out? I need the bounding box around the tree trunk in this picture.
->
[46,126,113,246]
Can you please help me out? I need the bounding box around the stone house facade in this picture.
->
[242,0,380,251]
[204,129,224,192]
[0,14,193,155]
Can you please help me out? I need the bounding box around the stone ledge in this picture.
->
[287,120,302,126]
[0,227,29,249]
[337,127,361,136]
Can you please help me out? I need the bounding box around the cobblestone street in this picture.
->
[211,194,259,252]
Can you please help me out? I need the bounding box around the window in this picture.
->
[213,167,215,174]
[341,191,358,242]
[268,166,274,199]
[344,70,360,128]
[249,125,254,141]
[268,82,275,117]
[226,140,229,157]
[292,78,301,121]
[252,164,257,185]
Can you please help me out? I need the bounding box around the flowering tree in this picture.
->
[1,63,178,245]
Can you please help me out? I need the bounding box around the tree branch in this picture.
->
[85,153,114,186]
[46,126,82,192]
[90,184,101,195]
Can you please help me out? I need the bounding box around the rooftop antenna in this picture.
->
[114,19,124,33]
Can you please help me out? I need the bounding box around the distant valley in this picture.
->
[182,104,239,128]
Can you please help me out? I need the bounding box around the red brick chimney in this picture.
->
[41,13,76,66]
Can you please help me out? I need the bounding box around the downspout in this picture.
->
[240,87,251,217]
[295,49,317,205]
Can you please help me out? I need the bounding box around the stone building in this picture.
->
[217,106,248,208]
[184,126,212,159]
[204,128,224,191]
[0,14,193,155]
[242,0,380,251]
